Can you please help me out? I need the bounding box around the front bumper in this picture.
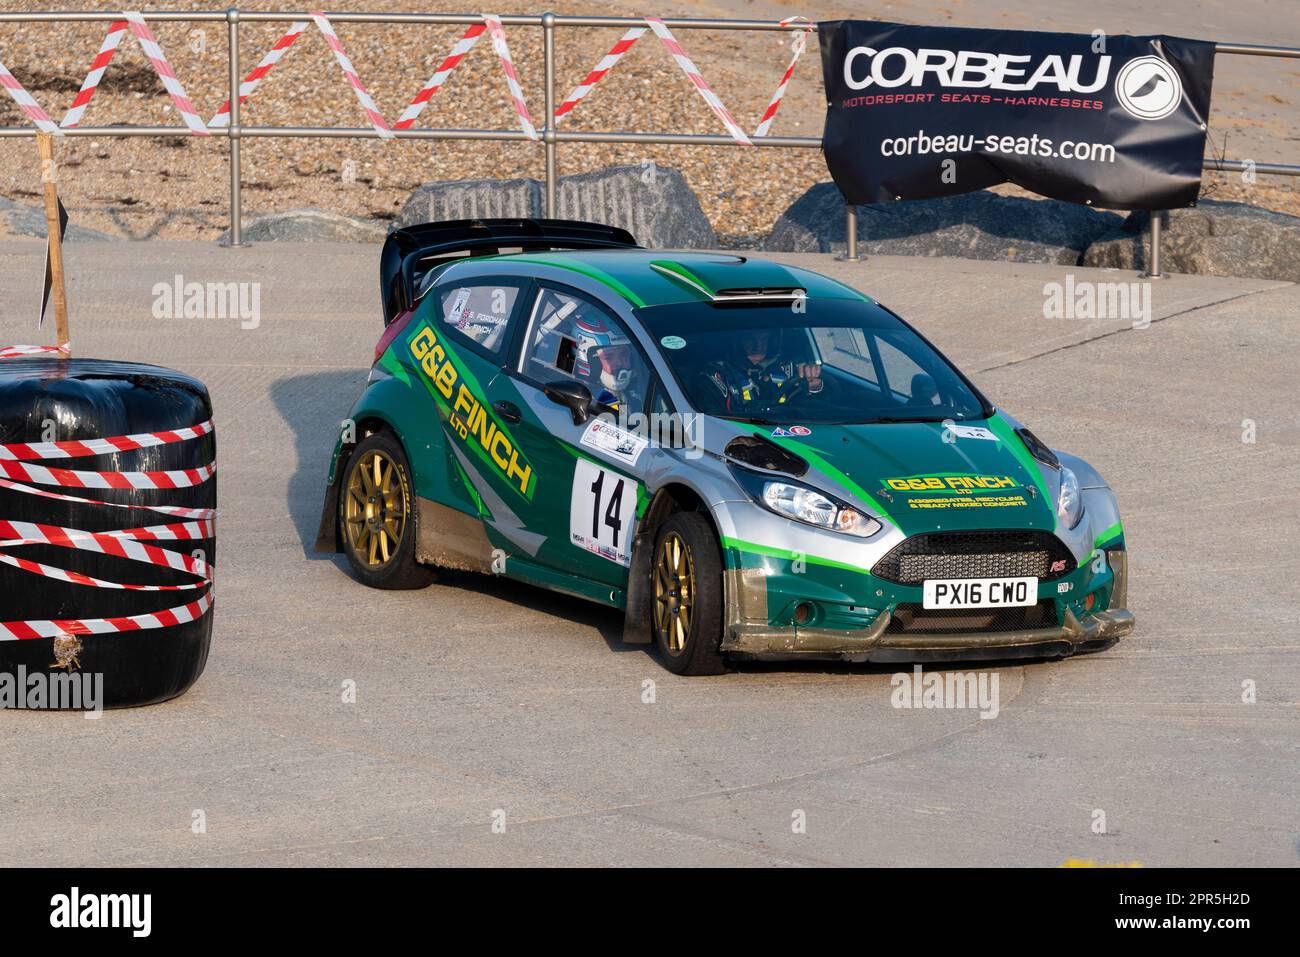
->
[721,546,1133,663]
[721,605,1133,663]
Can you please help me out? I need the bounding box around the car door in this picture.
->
[407,276,536,534]
[483,283,657,591]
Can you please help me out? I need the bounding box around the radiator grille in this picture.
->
[873,530,1074,585]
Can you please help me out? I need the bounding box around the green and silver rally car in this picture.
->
[317,218,1133,674]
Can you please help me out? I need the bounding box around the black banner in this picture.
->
[819,21,1215,210]
[0,866,1280,942]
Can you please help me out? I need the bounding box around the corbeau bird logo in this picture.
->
[1114,55,1183,120]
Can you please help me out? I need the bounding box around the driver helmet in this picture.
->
[738,328,781,371]
[574,314,635,393]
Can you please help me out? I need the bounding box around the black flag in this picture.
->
[39,197,68,328]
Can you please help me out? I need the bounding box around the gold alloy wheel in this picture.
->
[343,449,408,568]
[653,532,695,654]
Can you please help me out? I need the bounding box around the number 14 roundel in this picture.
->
[569,459,638,567]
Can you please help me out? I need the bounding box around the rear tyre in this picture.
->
[652,512,727,676]
[339,431,435,590]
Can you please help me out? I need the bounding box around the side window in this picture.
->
[815,327,881,389]
[649,379,675,418]
[520,288,650,414]
[438,283,521,357]
[875,333,939,406]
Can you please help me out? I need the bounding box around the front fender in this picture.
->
[1056,450,1110,490]
[314,372,431,553]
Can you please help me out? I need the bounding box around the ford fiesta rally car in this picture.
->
[317,218,1133,674]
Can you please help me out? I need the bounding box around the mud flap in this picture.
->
[621,525,655,644]
[314,480,340,553]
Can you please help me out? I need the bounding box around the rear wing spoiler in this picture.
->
[379,218,640,325]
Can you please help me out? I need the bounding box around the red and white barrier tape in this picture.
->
[0,591,212,640]
[753,17,812,137]
[3,10,809,148]
[122,12,210,136]
[553,26,646,123]
[644,17,752,147]
[0,59,60,134]
[482,14,538,141]
[0,417,213,461]
[0,477,213,520]
[0,457,214,490]
[310,11,393,139]
[393,21,487,130]
[2,14,206,135]
[0,551,206,592]
[210,20,309,127]
[0,518,212,586]
[60,19,129,128]
[0,343,71,360]
[0,418,215,639]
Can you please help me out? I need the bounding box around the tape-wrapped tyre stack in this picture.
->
[0,359,215,708]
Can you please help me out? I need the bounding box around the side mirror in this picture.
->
[543,379,594,425]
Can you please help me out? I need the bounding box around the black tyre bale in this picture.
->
[0,358,215,708]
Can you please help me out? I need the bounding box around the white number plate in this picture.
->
[922,577,1038,610]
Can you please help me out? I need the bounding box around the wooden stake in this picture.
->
[37,132,70,358]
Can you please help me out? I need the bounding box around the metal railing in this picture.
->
[0,9,1297,269]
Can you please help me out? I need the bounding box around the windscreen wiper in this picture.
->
[858,415,950,424]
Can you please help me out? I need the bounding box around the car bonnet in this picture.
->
[749,417,1059,538]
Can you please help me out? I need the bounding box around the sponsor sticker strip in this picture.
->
[309,11,394,139]
[123,12,211,136]
[393,21,488,130]
[0,419,216,639]
[553,26,646,123]
[60,19,129,128]
[481,13,538,140]
[209,20,310,127]
[643,17,752,146]
[754,17,812,137]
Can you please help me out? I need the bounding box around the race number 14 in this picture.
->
[570,459,637,566]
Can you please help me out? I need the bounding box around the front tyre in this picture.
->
[652,512,727,676]
[340,431,435,590]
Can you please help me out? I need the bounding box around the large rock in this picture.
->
[1082,200,1300,281]
[395,164,718,249]
[219,208,388,244]
[396,176,539,225]
[0,197,118,241]
[766,184,1125,265]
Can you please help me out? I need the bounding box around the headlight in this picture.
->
[730,466,880,538]
[1057,466,1084,529]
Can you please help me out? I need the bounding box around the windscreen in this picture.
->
[636,299,989,426]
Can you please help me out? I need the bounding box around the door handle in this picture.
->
[493,400,522,423]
